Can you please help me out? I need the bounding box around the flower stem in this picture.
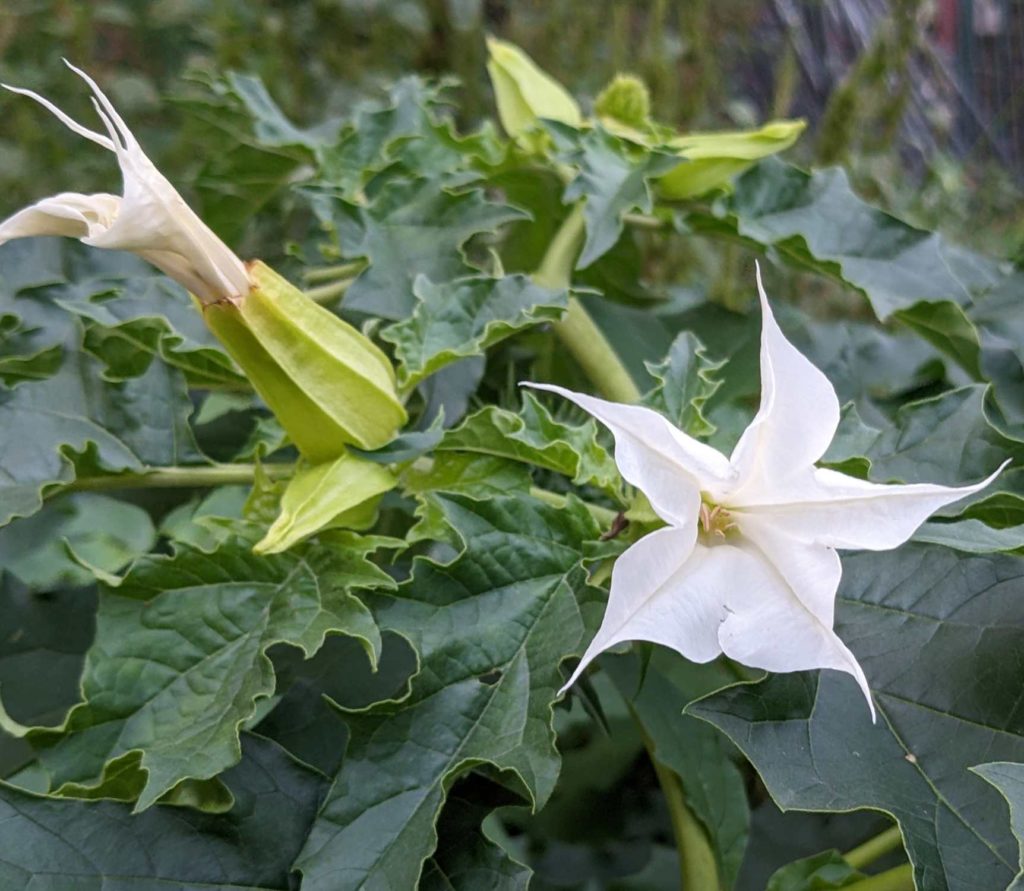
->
[305,278,354,304]
[302,260,366,284]
[65,463,291,493]
[844,864,914,891]
[637,725,720,891]
[845,826,904,870]
[534,206,641,404]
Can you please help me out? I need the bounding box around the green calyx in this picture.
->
[202,261,407,461]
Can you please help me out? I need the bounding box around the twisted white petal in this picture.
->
[0,62,249,304]
[538,265,1005,719]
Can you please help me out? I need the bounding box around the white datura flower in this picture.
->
[0,62,249,304]
[530,268,1005,720]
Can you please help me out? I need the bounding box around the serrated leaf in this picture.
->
[3,536,393,811]
[0,351,202,527]
[973,762,1024,891]
[439,391,620,496]
[403,452,532,500]
[0,493,155,588]
[694,159,974,321]
[557,125,679,269]
[294,493,601,890]
[0,734,323,890]
[643,331,724,437]
[914,520,1024,553]
[308,177,527,319]
[690,544,1024,891]
[381,273,567,388]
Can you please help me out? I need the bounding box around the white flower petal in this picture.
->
[737,514,842,627]
[524,382,732,525]
[728,264,841,499]
[740,462,1008,550]
[0,193,120,242]
[715,542,875,720]
[560,526,715,692]
[1,66,249,305]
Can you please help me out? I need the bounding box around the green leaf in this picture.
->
[439,390,621,496]
[713,159,975,320]
[914,520,1024,553]
[381,273,567,388]
[294,493,601,890]
[255,453,396,554]
[0,734,323,891]
[403,452,533,499]
[691,544,1024,891]
[0,579,95,779]
[0,494,156,588]
[309,177,527,319]
[557,125,679,269]
[643,331,724,437]
[3,535,393,811]
[973,762,1024,891]
[765,850,864,891]
[0,351,202,527]
[421,778,533,891]
[604,650,749,889]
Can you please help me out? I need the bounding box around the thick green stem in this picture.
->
[302,260,367,284]
[65,464,291,493]
[845,864,914,891]
[62,464,619,531]
[305,278,354,304]
[636,725,720,890]
[535,206,641,403]
[845,826,905,870]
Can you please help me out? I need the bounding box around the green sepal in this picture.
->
[485,37,582,151]
[658,120,806,199]
[255,451,397,554]
[202,261,406,461]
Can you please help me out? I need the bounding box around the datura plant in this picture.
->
[0,41,1021,891]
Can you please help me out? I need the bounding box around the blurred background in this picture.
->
[0,0,1022,259]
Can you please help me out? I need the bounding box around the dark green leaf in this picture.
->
[439,391,620,496]
[643,331,724,437]
[691,544,1024,891]
[3,535,393,811]
[973,762,1024,891]
[294,493,601,890]
[308,177,527,319]
[557,125,679,269]
[0,734,323,891]
[381,273,567,388]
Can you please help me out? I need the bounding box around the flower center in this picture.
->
[698,500,736,543]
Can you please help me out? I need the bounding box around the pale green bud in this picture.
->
[203,262,407,462]
[594,74,652,133]
[486,37,582,150]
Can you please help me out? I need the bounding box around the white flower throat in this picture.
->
[698,500,736,541]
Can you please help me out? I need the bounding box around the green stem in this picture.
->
[636,725,720,890]
[305,278,354,304]
[302,261,366,284]
[64,463,291,493]
[535,206,641,404]
[845,864,914,891]
[62,464,619,531]
[845,826,905,871]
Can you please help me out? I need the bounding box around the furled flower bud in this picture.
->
[0,63,406,459]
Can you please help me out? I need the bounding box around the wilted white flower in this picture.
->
[530,268,1004,720]
[0,62,249,304]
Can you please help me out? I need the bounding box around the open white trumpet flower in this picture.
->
[530,268,1005,720]
[0,62,249,304]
